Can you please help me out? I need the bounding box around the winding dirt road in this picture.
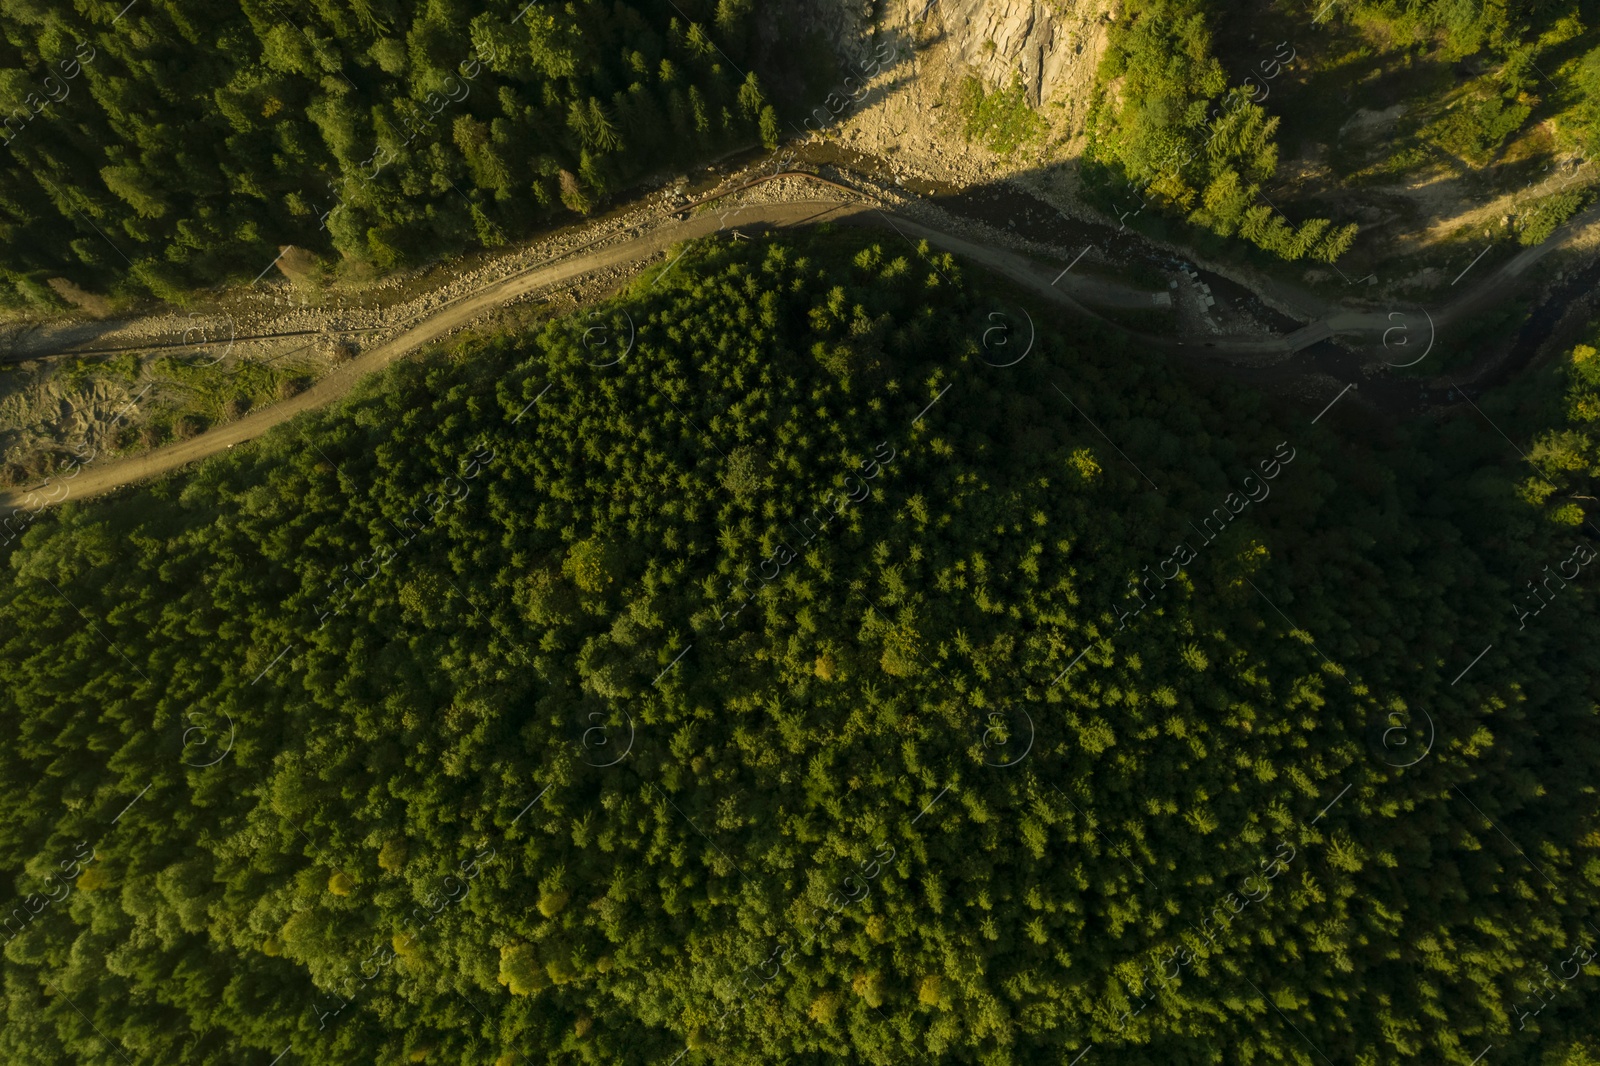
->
[2,167,1595,518]
[0,195,870,516]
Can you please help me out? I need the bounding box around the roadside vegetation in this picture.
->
[0,343,322,488]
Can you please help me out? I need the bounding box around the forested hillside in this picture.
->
[2,228,1599,1065]
[0,0,776,307]
[1085,0,1600,262]
[1085,0,1358,261]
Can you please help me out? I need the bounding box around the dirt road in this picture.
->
[3,167,1595,518]
[0,196,892,513]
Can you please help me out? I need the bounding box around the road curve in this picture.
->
[0,197,876,516]
[2,170,1595,518]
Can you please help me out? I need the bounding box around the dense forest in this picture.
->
[0,0,777,307]
[1,225,1598,1064]
[1085,0,1600,261]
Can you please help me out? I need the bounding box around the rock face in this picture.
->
[935,0,1107,106]
[763,0,1108,109]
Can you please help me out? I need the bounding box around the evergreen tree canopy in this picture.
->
[0,229,1597,1065]
[0,0,777,306]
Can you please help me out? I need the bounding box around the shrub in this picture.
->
[852,970,887,1008]
[1422,93,1531,164]
[1516,190,1588,246]
[559,169,593,214]
[808,991,843,1023]
[76,866,112,891]
[563,538,613,592]
[377,839,407,873]
[957,75,1046,155]
[498,943,548,995]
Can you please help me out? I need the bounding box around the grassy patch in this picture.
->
[1373,143,1430,176]
[1420,90,1532,165]
[957,75,1046,156]
[151,355,302,424]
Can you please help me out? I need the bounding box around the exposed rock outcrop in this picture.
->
[762,0,1111,112]
[933,0,1109,106]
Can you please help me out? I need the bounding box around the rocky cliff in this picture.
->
[762,0,1110,112]
[935,0,1108,106]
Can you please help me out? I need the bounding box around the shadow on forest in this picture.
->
[744,7,1599,422]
